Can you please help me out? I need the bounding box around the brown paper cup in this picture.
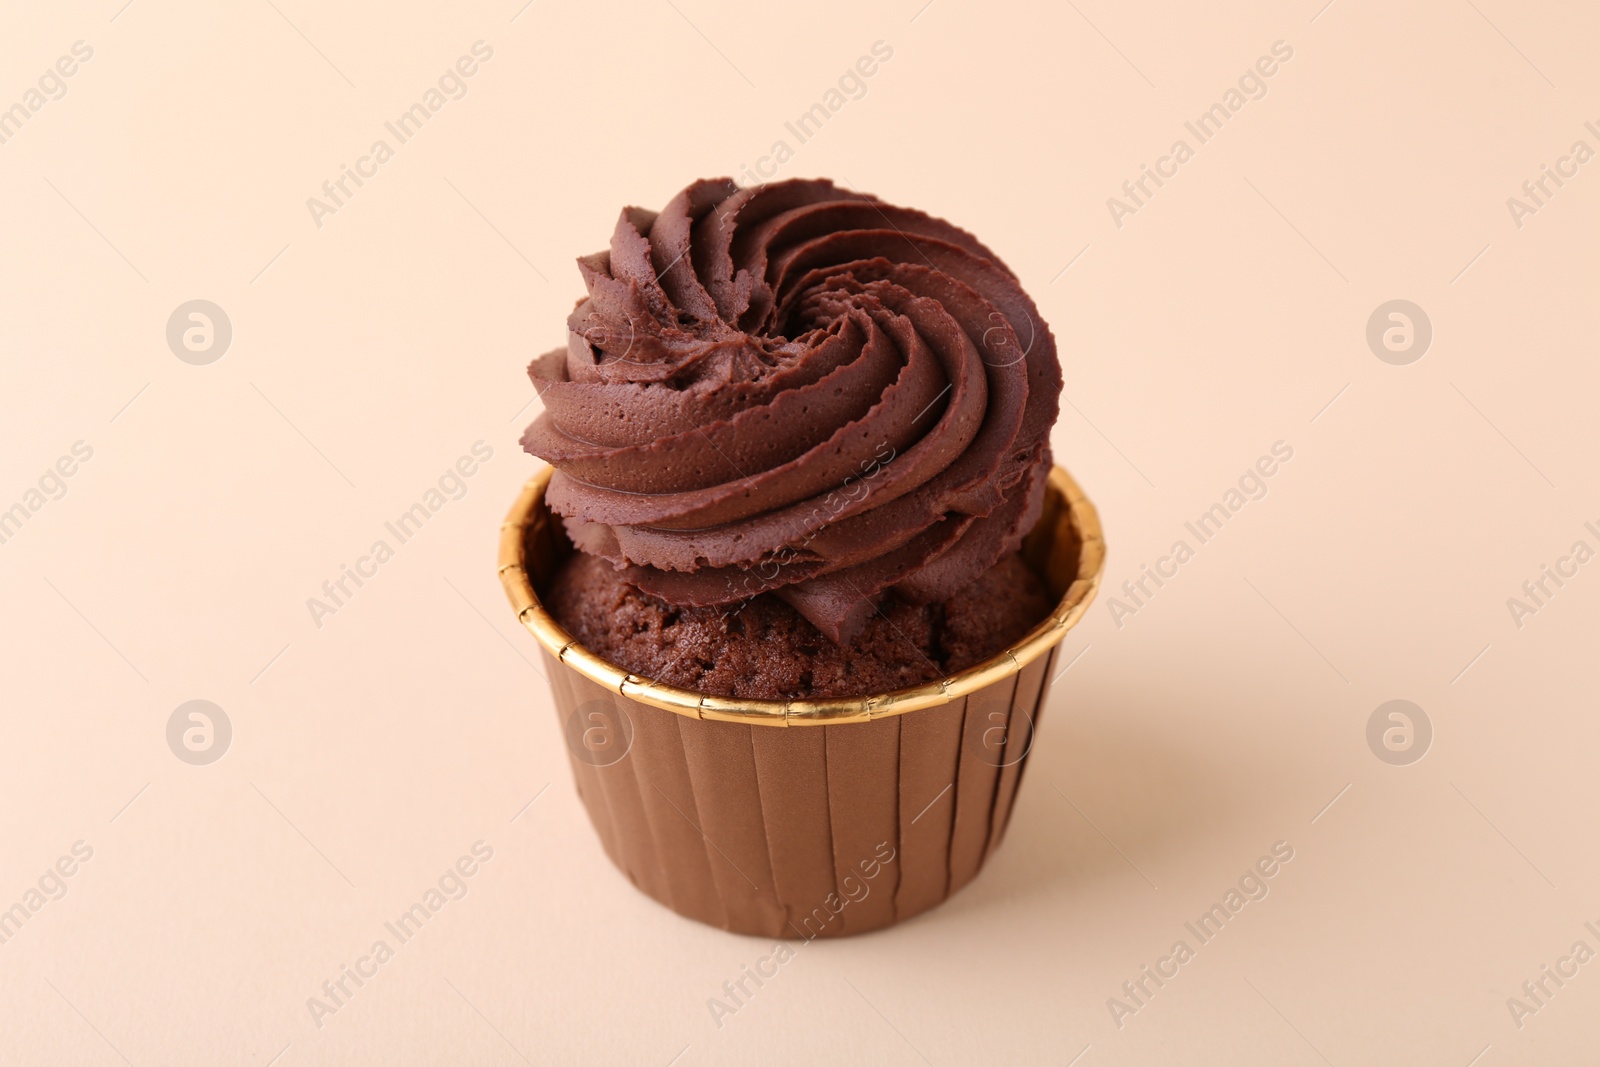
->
[499,465,1105,938]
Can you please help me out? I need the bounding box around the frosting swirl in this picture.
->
[521,178,1062,643]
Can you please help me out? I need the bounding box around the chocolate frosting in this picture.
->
[521,178,1061,643]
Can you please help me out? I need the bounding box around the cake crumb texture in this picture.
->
[544,549,1054,700]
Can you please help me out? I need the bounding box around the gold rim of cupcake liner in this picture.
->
[499,463,1105,726]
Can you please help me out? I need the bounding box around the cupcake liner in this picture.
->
[500,465,1104,938]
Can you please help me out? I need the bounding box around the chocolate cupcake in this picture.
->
[501,178,1104,937]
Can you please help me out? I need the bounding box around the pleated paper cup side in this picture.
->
[500,465,1104,937]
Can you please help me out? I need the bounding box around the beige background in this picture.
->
[2,0,1597,1063]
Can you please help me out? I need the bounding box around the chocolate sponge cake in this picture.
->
[546,549,1053,701]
